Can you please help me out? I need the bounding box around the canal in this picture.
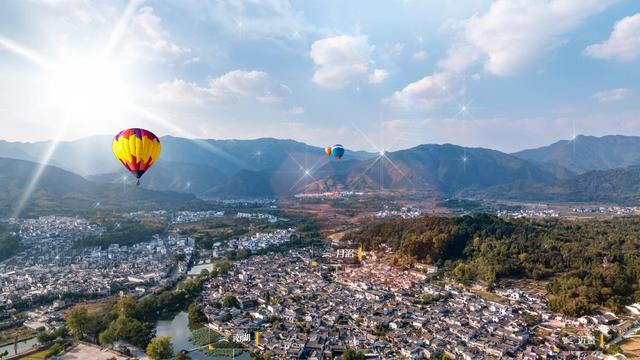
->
[155,311,252,360]
[0,337,39,357]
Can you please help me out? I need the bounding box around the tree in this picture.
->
[342,348,365,360]
[146,336,174,360]
[222,295,240,308]
[99,314,154,348]
[173,253,186,263]
[175,353,191,360]
[187,303,207,327]
[66,306,96,340]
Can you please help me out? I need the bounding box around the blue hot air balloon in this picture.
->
[331,144,345,160]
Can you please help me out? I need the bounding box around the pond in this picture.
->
[155,311,252,360]
[188,263,214,276]
[0,337,39,357]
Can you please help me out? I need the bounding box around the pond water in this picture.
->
[0,337,39,356]
[188,263,214,276]
[155,311,252,360]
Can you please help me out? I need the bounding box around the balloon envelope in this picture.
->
[331,144,344,160]
[324,147,332,156]
[112,128,161,185]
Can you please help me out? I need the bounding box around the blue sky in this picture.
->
[0,0,639,152]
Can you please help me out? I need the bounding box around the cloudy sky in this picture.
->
[0,0,639,152]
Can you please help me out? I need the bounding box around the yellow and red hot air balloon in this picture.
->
[112,128,161,186]
[324,146,332,157]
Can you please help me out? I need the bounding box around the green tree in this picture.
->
[175,353,192,360]
[66,306,96,340]
[342,348,365,360]
[222,295,240,308]
[187,303,207,327]
[99,314,154,348]
[146,336,174,360]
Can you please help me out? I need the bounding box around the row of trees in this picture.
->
[0,224,20,261]
[74,221,164,249]
[65,276,206,357]
[349,214,640,316]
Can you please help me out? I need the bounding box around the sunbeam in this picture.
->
[0,35,52,69]
[103,0,144,57]
[12,118,71,218]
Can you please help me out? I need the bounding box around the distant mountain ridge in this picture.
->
[301,144,574,196]
[3,134,640,202]
[512,135,640,174]
[0,157,203,217]
[475,166,640,204]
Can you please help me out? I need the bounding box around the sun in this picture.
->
[47,55,130,121]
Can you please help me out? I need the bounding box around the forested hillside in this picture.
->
[348,214,640,316]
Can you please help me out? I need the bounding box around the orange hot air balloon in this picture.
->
[112,128,161,186]
[325,147,332,156]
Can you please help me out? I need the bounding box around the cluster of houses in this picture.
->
[0,217,195,314]
[212,228,295,257]
[195,250,525,358]
[171,210,225,224]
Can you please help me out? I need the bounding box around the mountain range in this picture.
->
[0,157,203,217]
[2,134,640,206]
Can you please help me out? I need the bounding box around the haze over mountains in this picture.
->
[2,134,640,205]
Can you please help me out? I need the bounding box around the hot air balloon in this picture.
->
[324,146,332,156]
[331,144,344,160]
[112,128,161,186]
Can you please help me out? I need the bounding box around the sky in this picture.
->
[0,0,639,153]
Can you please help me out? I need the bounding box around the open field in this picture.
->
[58,343,128,360]
[620,338,640,359]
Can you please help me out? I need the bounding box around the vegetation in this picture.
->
[65,306,101,341]
[44,342,71,359]
[146,336,173,360]
[222,295,240,308]
[36,326,68,343]
[74,221,164,249]
[0,224,20,262]
[342,348,366,360]
[349,214,640,316]
[187,302,207,329]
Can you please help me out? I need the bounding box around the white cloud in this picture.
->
[155,79,211,105]
[443,0,617,76]
[30,0,111,23]
[155,70,290,105]
[584,13,640,62]
[388,71,460,109]
[412,50,428,60]
[310,35,373,89]
[210,70,290,103]
[286,106,305,115]
[593,88,632,103]
[389,0,617,112]
[123,6,191,62]
[201,0,317,41]
[437,43,480,73]
[183,56,200,65]
[368,69,389,84]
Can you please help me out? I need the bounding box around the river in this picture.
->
[0,337,39,357]
[155,311,252,360]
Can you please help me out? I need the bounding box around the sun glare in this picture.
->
[48,56,129,120]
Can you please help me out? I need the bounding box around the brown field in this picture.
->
[620,338,640,359]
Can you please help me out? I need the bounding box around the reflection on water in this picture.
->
[0,337,39,356]
[155,311,251,360]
